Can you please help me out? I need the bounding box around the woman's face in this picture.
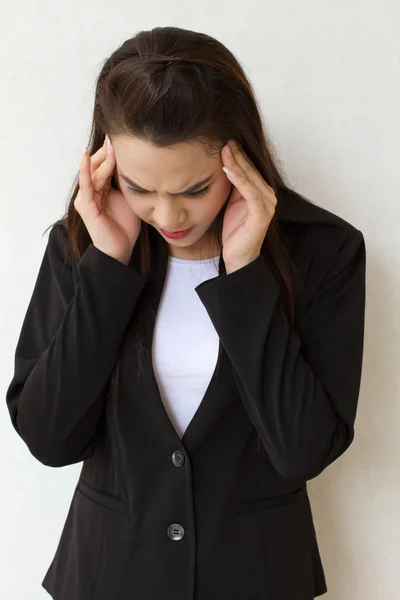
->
[111,134,232,259]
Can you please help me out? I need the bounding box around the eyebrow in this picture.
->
[118,171,215,195]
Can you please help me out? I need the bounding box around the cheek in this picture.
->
[208,177,231,213]
[192,178,231,222]
[220,176,232,200]
[122,192,145,216]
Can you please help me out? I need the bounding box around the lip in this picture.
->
[160,227,193,239]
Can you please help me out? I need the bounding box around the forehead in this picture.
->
[112,135,219,190]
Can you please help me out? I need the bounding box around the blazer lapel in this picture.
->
[126,225,238,454]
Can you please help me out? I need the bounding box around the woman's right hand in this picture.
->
[75,135,142,265]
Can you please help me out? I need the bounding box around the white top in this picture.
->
[152,254,221,439]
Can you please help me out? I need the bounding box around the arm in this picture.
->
[6,224,147,467]
[195,227,366,481]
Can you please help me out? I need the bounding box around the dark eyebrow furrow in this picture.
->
[119,172,214,196]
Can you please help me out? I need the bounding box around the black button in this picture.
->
[167,523,185,541]
[172,450,185,467]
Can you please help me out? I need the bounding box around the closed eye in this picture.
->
[127,186,210,200]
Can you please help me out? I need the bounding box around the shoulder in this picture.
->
[277,186,361,234]
[44,222,77,302]
[47,221,76,269]
[276,187,365,304]
[277,186,364,253]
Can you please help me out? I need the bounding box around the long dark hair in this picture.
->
[47,26,298,456]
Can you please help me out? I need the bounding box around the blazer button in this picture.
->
[167,523,185,541]
[172,450,185,467]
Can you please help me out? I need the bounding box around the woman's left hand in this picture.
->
[220,140,277,274]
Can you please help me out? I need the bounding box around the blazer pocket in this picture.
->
[234,487,306,515]
[42,482,130,600]
[260,493,317,600]
[77,478,130,514]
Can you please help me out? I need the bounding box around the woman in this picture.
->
[6,25,366,600]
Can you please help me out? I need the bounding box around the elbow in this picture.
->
[30,448,70,468]
[273,459,326,482]
[271,428,356,481]
[269,452,324,480]
[16,413,94,468]
[29,441,94,468]
[15,409,59,466]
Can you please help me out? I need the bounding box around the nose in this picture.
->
[154,198,186,231]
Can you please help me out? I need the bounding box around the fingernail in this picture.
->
[223,166,236,178]
[224,144,232,157]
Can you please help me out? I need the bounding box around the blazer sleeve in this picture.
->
[5,224,147,468]
[195,227,366,481]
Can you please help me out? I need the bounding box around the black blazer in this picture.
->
[6,187,366,600]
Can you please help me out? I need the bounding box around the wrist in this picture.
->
[101,249,132,266]
[225,254,260,274]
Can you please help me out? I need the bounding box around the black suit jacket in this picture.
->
[6,187,366,600]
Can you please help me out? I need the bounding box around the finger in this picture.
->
[223,142,276,204]
[224,161,276,220]
[233,143,275,196]
[223,163,265,215]
[90,138,108,176]
[222,142,262,189]
[76,152,100,220]
[91,140,116,193]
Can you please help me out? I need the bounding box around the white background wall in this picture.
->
[1,2,399,598]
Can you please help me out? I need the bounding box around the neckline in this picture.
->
[168,255,220,265]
